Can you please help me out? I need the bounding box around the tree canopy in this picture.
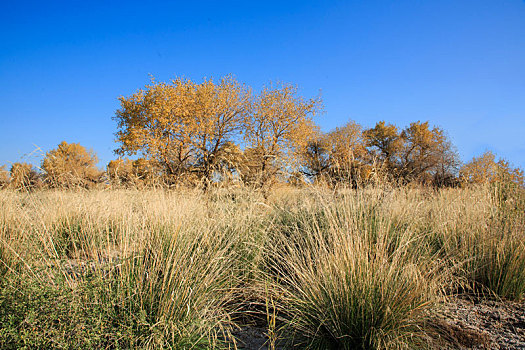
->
[114,76,252,186]
[9,162,39,190]
[2,76,521,191]
[42,141,100,188]
[114,77,321,189]
[241,83,321,188]
[460,151,524,187]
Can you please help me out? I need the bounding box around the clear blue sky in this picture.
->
[1,0,524,170]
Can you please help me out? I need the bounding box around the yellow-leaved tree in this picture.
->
[301,121,368,186]
[114,76,251,187]
[42,141,101,188]
[460,151,524,187]
[301,133,332,182]
[326,121,369,185]
[242,83,321,189]
[363,121,459,185]
[9,162,40,190]
[107,158,161,187]
[363,121,404,175]
[399,121,459,185]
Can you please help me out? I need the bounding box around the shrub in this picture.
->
[464,184,525,299]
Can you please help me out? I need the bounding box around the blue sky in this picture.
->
[1,0,524,170]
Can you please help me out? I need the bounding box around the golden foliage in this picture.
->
[362,121,459,184]
[238,146,278,187]
[131,158,158,185]
[302,120,459,187]
[107,158,133,185]
[242,83,321,188]
[460,151,524,187]
[302,121,368,186]
[107,158,162,188]
[42,141,100,188]
[328,121,366,165]
[114,75,251,185]
[399,121,459,183]
[115,77,322,189]
[109,75,470,189]
[212,141,244,184]
[363,121,404,169]
[9,162,40,190]
[326,121,369,184]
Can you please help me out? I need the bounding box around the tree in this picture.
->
[301,135,331,181]
[190,77,251,185]
[325,121,368,185]
[115,78,197,182]
[301,121,368,186]
[42,141,100,188]
[107,158,162,187]
[9,163,40,190]
[132,158,158,185]
[460,151,524,187]
[398,121,459,184]
[114,76,251,187]
[363,121,459,185]
[238,146,279,187]
[242,83,321,189]
[363,121,404,174]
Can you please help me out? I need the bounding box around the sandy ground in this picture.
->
[436,297,525,349]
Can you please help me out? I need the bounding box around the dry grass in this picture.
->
[0,183,523,349]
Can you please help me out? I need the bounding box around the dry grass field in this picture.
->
[0,183,524,349]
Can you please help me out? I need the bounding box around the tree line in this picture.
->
[1,76,523,190]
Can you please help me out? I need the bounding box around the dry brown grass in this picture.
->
[0,183,523,348]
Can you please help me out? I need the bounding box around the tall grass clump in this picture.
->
[262,189,445,349]
[459,183,525,300]
[103,224,242,348]
[405,183,525,300]
[364,184,525,300]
